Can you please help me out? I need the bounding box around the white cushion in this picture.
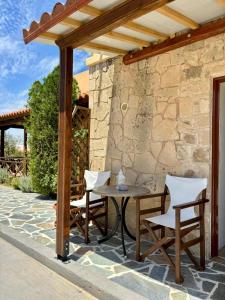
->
[71,170,111,208]
[145,175,207,229]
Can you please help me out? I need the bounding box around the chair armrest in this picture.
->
[173,198,209,210]
[134,192,168,200]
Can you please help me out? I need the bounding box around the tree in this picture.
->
[4,134,23,157]
[26,66,79,195]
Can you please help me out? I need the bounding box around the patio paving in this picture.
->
[0,185,225,300]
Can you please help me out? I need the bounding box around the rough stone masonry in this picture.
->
[88,32,225,257]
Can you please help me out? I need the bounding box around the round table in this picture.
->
[93,185,150,256]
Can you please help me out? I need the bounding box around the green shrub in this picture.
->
[0,168,10,184]
[11,177,20,190]
[26,66,79,196]
[18,176,33,193]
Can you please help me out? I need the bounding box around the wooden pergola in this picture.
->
[0,109,29,176]
[23,0,225,260]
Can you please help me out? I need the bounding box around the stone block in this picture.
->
[134,152,156,173]
[184,66,202,79]
[158,142,178,166]
[179,99,193,118]
[193,148,209,163]
[164,103,177,119]
[155,53,171,73]
[152,119,178,141]
[161,66,181,88]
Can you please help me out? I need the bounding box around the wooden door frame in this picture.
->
[211,75,225,257]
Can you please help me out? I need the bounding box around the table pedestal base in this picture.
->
[98,197,135,256]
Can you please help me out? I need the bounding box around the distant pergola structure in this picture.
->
[0,109,30,176]
[23,0,225,260]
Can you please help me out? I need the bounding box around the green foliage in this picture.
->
[26,66,79,195]
[0,168,10,184]
[4,134,23,157]
[18,176,33,193]
[11,177,20,190]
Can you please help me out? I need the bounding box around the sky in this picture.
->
[0,0,90,115]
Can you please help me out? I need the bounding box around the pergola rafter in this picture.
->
[56,0,173,49]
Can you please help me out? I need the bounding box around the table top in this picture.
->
[93,185,150,198]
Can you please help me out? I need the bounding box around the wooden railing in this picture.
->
[0,157,28,176]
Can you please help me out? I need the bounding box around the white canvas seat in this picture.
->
[71,170,110,208]
[145,175,207,229]
[135,174,209,284]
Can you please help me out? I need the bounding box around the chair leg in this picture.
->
[175,228,182,283]
[85,206,90,244]
[104,198,108,236]
[199,203,205,270]
[175,209,183,284]
[136,198,141,261]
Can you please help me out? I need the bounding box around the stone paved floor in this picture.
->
[1,185,225,300]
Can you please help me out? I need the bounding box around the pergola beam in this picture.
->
[123,17,225,64]
[157,6,199,29]
[56,0,174,49]
[79,4,168,40]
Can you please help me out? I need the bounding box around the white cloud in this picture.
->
[37,57,59,78]
[0,88,28,113]
[0,36,35,79]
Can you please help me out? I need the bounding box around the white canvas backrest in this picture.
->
[84,170,111,191]
[166,175,207,219]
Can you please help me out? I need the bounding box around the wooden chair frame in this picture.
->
[135,186,209,283]
[70,179,109,244]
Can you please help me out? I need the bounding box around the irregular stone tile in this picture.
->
[22,224,38,233]
[202,280,215,293]
[89,251,123,265]
[27,218,48,224]
[37,222,54,230]
[187,288,208,299]
[199,273,225,283]
[104,237,124,247]
[150,265,166,281]
[111,272,170,300]
[41,230,56,240]
[88,265,114,277]
[10,213,33,220]
[166,266,198,289]
[33,235,52,245]
[70,235,87,244]
[148,254,170,265]
[170,291,188,300]
[210,262,225,273]
[12,206,30,212]
[123,260,150,270]
[0,219,10,226]
[10,220,25,226]
[211,283,225,300]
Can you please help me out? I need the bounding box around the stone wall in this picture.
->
[89,33,225,257]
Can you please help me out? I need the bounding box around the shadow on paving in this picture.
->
[69,227,225,300]
[0,186,225,300]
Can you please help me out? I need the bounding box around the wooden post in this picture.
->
[56,47,73,260]
[24,128,27,156]
[0,129,5,157]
